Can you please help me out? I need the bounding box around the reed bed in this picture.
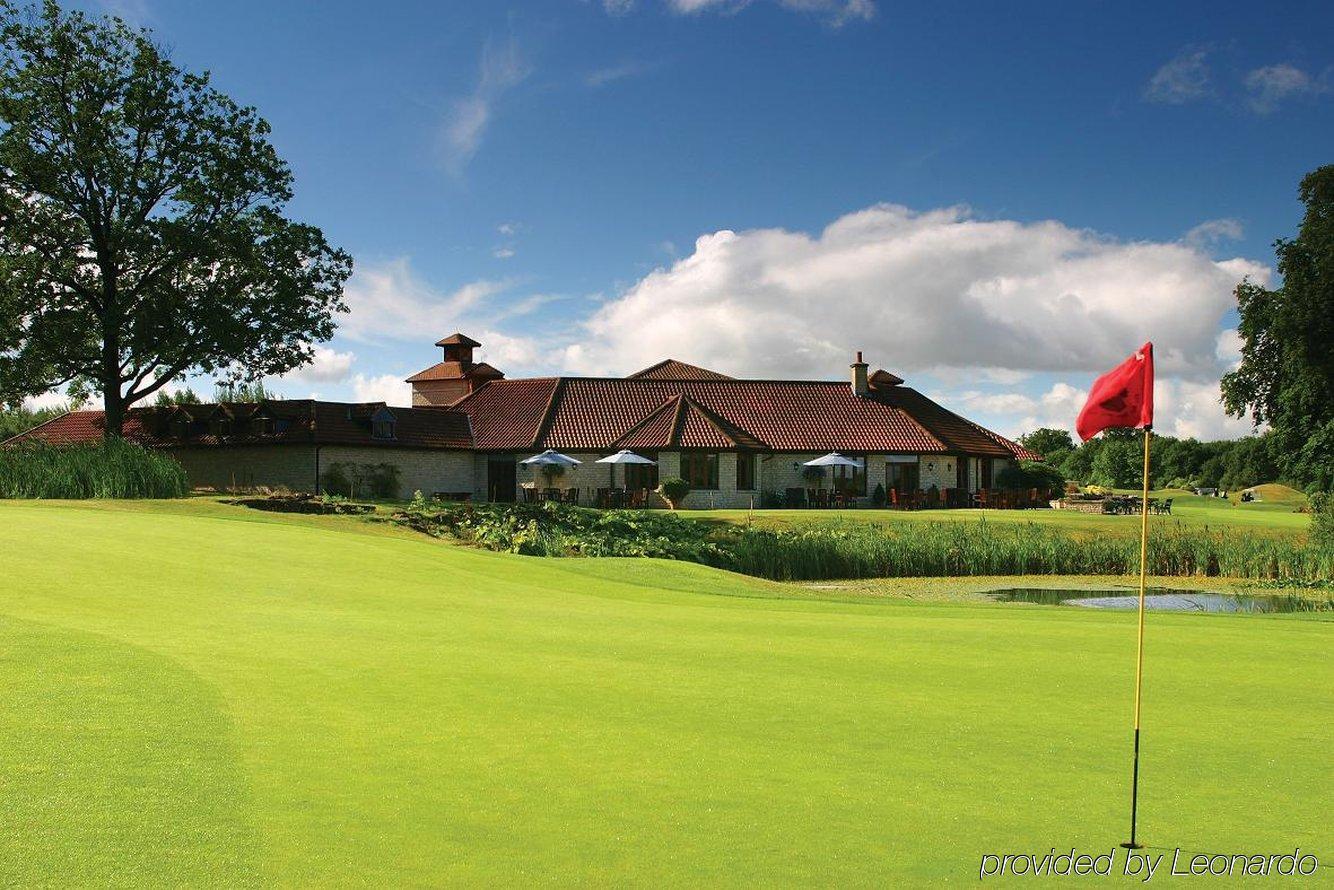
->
[0,440,187,499]
[727,520,1332,583]
[396,504,1331,583]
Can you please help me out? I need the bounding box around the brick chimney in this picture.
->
[851,350,869,397]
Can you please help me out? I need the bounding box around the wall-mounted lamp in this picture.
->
[927,462,935,471]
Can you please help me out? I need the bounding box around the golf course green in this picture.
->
[1,499,1328,885]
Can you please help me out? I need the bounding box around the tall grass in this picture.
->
[397,504,1333,583]
[0,440,187,499]
[727,520,1333,583]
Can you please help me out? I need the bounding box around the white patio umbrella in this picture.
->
[520,449,581,466]
[596,450,657,489]
[521,450,581,489]
[803,452,861,498]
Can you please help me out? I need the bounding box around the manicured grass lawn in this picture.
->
[0,499,1328,885]
[691,489,1311,536]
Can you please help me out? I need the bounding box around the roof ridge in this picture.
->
[531,377,567,449]
[677,394,763,448]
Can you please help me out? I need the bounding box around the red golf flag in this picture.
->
[1076,342,1154,442]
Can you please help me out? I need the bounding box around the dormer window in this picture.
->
[170,417,190,438]
[371,406,397,440]
[253,416,275,436]
[212,418,232,437]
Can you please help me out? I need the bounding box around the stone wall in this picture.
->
[319,446,474,500]
[169,444,475,500]
[169,445,319,492]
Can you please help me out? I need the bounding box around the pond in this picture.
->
[991,587,1329,614]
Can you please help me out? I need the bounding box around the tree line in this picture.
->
[1018,427,1287,493]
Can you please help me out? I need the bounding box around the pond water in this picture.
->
[991,587,1327,614]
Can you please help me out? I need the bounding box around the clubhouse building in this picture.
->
[6,333,1038,508]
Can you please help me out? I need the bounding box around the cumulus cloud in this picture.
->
[351,373,413,407]
[563,203,1267,382]
[281,345,356,384]
[338,257,512,344]
[1144,49,1211,104]
[438,39,530,174]
[1183,217,1243,250]
[1243,64,1328,114]
[1214,328,1243,370]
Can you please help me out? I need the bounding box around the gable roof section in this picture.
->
[626,359,733,380]
[451,378,560,450]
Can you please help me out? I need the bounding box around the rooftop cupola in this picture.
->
[406,333,503,407]
[851,350,869,397]
[435,332,481,366]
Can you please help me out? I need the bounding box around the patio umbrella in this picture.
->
[521,449,581,489]
[596,450,657,489]
[803,452,861,496]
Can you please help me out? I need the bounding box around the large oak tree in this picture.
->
[1221,165,1334,491]
[0,1,351,434]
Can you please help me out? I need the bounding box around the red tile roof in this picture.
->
[3,400,473,450]
[435,332,481,347]
[626,359,733,380]
[404,361,504,383]
[453,377,1018,456]
[450,377,561,451]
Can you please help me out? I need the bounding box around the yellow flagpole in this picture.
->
[1122,425,1152,849]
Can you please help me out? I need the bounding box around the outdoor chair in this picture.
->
[1161,498,1172,514]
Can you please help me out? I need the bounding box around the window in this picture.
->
[371,407,396,440]
[831,455,866,496]
[888,461,920,493]
[623,454,658,491]
[736,452,757,490]
[212,418,232,437]
[680,452,719,490]
[253,416,275,436]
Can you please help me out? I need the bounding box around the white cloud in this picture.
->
[438,39,530,174]
[1183,218,1243,250]
[282,345,356,384]
[497,222,520,236]
[351,374,412,407]
[605,0,874,25]
[585,60,655,88]
[492,246,516,259]
[1144,49,1210,104]
[1243,64,1328,114]
[562,203,1267,382]
[1154,378,1253,440]
[339,257,512,344]
[1214,328,1243,370]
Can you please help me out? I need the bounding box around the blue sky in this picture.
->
[71,0,1334,438]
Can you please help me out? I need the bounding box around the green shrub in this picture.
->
[0,439,187,499]
[871,483,886,508]
[656,477,691,510]
[1310,492,1334,548]
[995,460,1065,496]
